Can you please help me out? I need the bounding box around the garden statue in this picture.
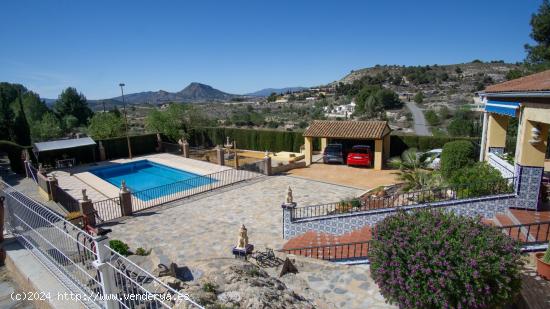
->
[81,189,89,201]
[121,180,129,193]
[286,186,293,204]
[236,224,249,249]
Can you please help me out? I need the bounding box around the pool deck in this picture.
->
[50,153,232,202]
[108,175,364,266]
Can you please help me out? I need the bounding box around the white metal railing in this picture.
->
[2,180,103,308]
[487,152,515,179]
[25,161,38,183]
[101,246,202,308]
[1,180,203,309]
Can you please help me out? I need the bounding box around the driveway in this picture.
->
[405,101,431,136]
[286,163,399,190]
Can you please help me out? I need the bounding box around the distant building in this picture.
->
[324,101,356,118]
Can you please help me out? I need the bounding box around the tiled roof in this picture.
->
[485,69,550,93]
[303,120,389,139]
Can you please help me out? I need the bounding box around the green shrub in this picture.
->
[424,109,440,126]
[449,162,509,197]
[370,209,522,309]
[109,239,130,256]
[135,247,151,256]
[202,282,217,293]
[440,140,475,178]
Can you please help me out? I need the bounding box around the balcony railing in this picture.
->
[291,177,516,221]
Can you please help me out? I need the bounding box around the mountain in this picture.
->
[105,82,240,104]
[246,87,308,97]
[177,82,235,101]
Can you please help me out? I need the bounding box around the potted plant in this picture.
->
[535,241,550,280]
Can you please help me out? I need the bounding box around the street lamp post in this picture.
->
[119,83,133,159]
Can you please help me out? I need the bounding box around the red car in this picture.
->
[347,145,373,167]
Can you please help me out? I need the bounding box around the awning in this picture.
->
[485,100,520,117]
[34,137,96,152]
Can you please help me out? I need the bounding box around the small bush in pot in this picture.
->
[109,239,130,256]
[536,241,550,280]
[369,209,522,308]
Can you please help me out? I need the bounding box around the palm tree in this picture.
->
[389,148,441,191]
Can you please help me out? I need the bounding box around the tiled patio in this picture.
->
[107,175,364,268]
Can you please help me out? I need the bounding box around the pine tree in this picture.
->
[14,91,31,145]
[0,89,15,141]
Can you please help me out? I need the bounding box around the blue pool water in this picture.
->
[90,160,214,200]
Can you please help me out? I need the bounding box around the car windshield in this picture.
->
[325,146,341,153]
[351,147,370,154]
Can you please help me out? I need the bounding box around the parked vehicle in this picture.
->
[423,149,442,170]
[347,145,373,167]
[323,143,344,164]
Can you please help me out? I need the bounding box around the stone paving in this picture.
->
[263,257,395,309]
[108,175,364,266]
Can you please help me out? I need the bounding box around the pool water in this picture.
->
[90,160,214,200]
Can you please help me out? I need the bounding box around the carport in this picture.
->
[303,120,391,170]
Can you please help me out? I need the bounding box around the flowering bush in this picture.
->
[369,210,522,308]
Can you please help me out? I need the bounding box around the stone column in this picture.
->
[514,118,548,210]
[374,139,383,170]
[479,111,489,161]
[263,154,272,176]
[119,180,133,217]
[281,202,297,239]
[48,174,59,202]
[485,113,509,156]
[304,136,313,166]
[216,146,225,166]
[182,139,189,158]
[99,141,107,161]
[320,137,328,154]
[24,160,29,178]
[79,189,96,227]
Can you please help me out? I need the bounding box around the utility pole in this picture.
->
[119,83,132,159]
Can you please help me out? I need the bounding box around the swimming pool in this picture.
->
[90,160,214,200]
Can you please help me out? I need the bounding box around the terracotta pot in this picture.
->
[535,252,550,280]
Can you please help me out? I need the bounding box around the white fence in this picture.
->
[1,180,202,309]
[487,152,515,179]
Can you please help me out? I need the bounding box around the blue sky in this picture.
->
[0,0,543,99]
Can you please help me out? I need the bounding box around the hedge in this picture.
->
[187,127,318,152]
[389,135,480,157]
[188,128,480,155]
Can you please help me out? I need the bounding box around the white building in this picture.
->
[324,101,356,118]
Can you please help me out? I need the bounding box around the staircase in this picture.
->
[281,208,550,263]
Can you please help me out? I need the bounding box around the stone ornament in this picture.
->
[236,224,249,249]
[286,186,293,204]
[81,188,89,201]
[120,180,129,193]
[529,125,542,145]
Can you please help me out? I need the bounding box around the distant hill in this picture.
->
[245,87,308,97]
[334,61,522,109]
[105,82,240,105]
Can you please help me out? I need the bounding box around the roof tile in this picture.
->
[303,120,389,139]
[485,69,550,93]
